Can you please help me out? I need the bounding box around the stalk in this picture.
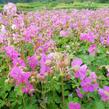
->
[61,73,65,109]
[40,82,47,109]
[22,95,26,109]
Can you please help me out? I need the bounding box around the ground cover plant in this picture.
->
[1,2,109,109]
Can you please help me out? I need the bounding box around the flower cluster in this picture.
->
[80,32,96,43]
[10,66,34,94]
[72,58,98,96]
[98,86,109,102]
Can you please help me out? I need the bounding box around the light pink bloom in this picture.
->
[71,58,83,68]
[4,46,20,60]
[98,86,109,102]
[60,30,69,37]
[88,44,97,55]
[75,64,87,80]
[106,36,109,45]
[3,3,17,16]
[107,72,109,77]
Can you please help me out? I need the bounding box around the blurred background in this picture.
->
[0,0,109,11]
[1,0,109,3]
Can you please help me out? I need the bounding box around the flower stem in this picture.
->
[41,82,47,109]
[22,95,26,109]
[61,75,65,109]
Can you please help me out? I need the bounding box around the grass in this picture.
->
[0,2,109,11]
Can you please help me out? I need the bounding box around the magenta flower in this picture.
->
[71,58,83,68]
[39,53,51,77]
[13,15,24,29]
[100,36,104,45]
[69,102,81,109]
[10,66,34,94]
[104,17,109,27]
[76,88,83,98]
[107,72,109,77]
[74,64,87,80]
[0,35,5,43]
[60,30,69,37]
[80,77,98,92]
[88,44,97,55]
[10,66,31,85]
[89,72,97,81]
[106,36,109,45]
[80,32,96,43]
[98,86,109,102]
[38,40,55,53]
[28,55,38,70]
[22,82,34,94]
[12,58,26,67]
[72,58,87,80]
[4,46,20,60]
[23,24,39,42]
[71,58,83,72]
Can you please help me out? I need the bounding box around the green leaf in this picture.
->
[0,99,5,108]
[95,100,105,109]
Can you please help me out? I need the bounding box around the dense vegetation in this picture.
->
[1,2,109,109]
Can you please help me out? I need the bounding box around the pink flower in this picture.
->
[3,3,17,16]
[4,46,20,60]
[13,15,24,29]
[100,36,104,45]
[98,86,109,102]
[22,82,34,94]
[10,66,31,85]
[0,35,5,43]
[71,58,83,68]
[80,32,96,43]
[106,36,109,45]
[76,88,83,98]
[12,58,26,67]
[38,40,55,53]
[80,77,98,92]
[104,17,109,27]
[72,58,87,80]
[107,72,109,77]
[28,55,38,70]
[71,58,83,72]
[69,102,81,109]
[39,53,51,76]
[60,30,69,37]
[23,24,39,42]
[10,66,34,94]
[89,72,97,81]
[75,64,87,80]
[88,44,97,55]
